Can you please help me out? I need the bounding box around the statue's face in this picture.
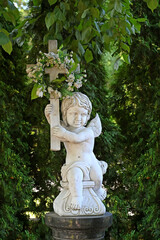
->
[66,106,88,128]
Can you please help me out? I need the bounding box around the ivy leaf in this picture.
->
[145,0,158,12]
[2,40,12,54]
[0,32,10,45]
[45,12,55,30]
[84,49,93,63]
[48,0,57,6]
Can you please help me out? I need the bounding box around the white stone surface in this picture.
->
[45,92,108,216]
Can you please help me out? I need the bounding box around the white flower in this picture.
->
[26,67,32,74]
[49,52,58,59]
[28,72,35,78]
[44,53,50,58]
[74,80,82,89]
[36,87,43,97]
[67,86,73,91]
[37,62,43,67]
[68,74,75,82]
[68,82,73,87]
[64,56,70,64]
[70,58,74,64]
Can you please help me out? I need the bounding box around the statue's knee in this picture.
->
[67,167,83,182]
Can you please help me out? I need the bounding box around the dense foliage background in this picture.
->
[0,0,160,240]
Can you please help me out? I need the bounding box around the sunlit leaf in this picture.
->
[45,12,55,30]
[84,49,93,63]
[2,40,12,54]
[31,84,40,100]
[144,0,158,12]
[48,0,57,6]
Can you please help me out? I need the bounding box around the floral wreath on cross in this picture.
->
[27,49,87,100]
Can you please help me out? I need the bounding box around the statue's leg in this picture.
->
[90,163,107,200]
[67,167,83,210]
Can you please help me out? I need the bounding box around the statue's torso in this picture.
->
[64,137,96,165]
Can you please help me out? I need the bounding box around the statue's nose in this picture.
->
[75,114,81,121]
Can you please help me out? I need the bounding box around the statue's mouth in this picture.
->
[74,122,81,125]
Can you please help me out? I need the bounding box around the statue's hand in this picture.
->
[44,104,53,124]
[52,125,66,138]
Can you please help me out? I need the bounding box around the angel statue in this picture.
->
[45,92,108,216]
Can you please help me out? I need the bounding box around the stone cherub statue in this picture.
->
[45,92,108,216]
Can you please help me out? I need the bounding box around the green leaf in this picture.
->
[114,0,122,13]
[81,9,89,18]
[82,27,92,42]
[145,0,158,12]
[78,42,85,55]
[7,0,19,19]
[45,12,55,30]
[48,0,57,5]
[84,49,93,63]
[0,32,10,45]
[91,7,100,18]
[75,30,81,41]
[94,21,101,34]
[2,40,12,54]
[121,42,130,53]
[137,18,147,22]
[54,6,65,21]
[31,84,39,100]
[3,11,16,26]
[33,0,42,6]
[122,53,131,64]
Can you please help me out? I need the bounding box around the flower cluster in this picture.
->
[27,49,87,100]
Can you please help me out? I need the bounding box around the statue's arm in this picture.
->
[52,126,94,143]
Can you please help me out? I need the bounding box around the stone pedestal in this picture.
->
[54,181,106,216]
[45,212,113,240]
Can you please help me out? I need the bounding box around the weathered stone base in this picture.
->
[53,181,106,216]
[45,212,113,240]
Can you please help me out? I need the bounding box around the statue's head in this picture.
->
[61,92,92,126]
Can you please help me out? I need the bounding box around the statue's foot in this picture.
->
[70,196,83,210]
[95,187,107,201]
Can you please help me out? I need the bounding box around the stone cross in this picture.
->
[45,40,68,151]
[27,40,68,151]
